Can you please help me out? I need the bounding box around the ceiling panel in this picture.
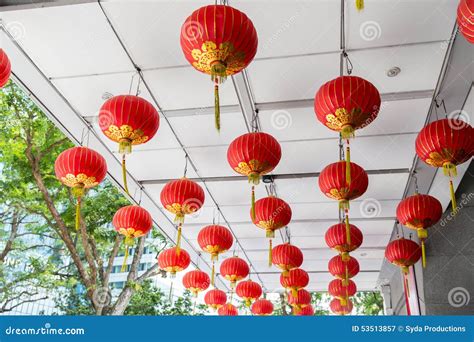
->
[1,3,133,77]
[144,67,238,110]
[345,0,457,50]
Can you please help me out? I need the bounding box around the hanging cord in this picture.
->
[183,154,189,178]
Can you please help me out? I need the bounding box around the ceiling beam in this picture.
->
[139,168,409,185]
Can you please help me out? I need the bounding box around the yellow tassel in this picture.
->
[449,179,457,215]
[404,271,410,297]
[345,215,352,246]
[122,154,129,195]
[245,298,251,307]
[176,223,182,255]
[421,240,426,268]
[251,185,256,221]
[339,200,350,211]
[443,162,457,177]
[340,297,347,306]
[75,198,81,231]
[341,124,355,139]
[282,269,289,277]
[291,288,298,298]
[211,262,215,287]
[214,84,220,132]
[344,264,349,286]
[341,252,350,262]
[356,0,364,11]
[268,239,273,267]
[345,146,351,186]
[121,245,129,273]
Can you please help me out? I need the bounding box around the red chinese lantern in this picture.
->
[236,280,262,307]
[227,132,281,218]
[328,255,360,285]
[385,238,421,315]
[458,0,474,44]
[55,147,107,231]
[218,303,238,316]
[204,288,227,310]
[252,196,292,266]
[315,75,380,184]
[272,243,303,276]
[396,193,442,267]
[113,205,153,271]
[0,49,11,88]
[294,305,314,316]
[220,256,249,289]
[161,178,205,252]
[183,270,210,296]
[99,95,159,195]
[325,223,363,260]
[197,224,233,285]
[280,268,309,297]
[158,247,191,277]
[319,161,368,245]
[330,298,353,315]
[415,118,474,213]
[287,289,311,312]
[251,299,274,316]
[328,279,357,306]
[180,4,257,131]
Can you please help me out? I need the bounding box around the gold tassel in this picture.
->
[339,200,350,211]
[345,145,351,186]
[121,237,134,273]
[344,264,349,286]
[214,84,220,132]
[341,252,350,262]
[449,179,457,215]
[345,214,352,246]
[211,262,215,287]
[176,223,182,255]
[268,239,273,267]
[251,185,256,221]
[291,288,298,298]
[356,0,364,11]
[340,297,347,306]
[122,154,129,195]
[443,162,457,177]
[245,298,251,307]
[417,229,428,268]
[75,197,81,231]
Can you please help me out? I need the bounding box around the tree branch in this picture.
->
[0,211,19,262]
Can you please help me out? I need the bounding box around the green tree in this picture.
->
[353,291,384,315]
[0,81,165,315]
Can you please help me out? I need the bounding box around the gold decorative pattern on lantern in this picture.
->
[325,108,365,131]
[163,266,185,274]
[234,160,271,177]
[425,149,456,168]
[118,227,145,239]
[191,41,246,76]
[104,124,149,145]
[204,245,226,260]
[61,173,98,188]
[327,188,351,200]
[165,203,198,216]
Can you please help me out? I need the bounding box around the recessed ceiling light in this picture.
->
[387,66,401,77]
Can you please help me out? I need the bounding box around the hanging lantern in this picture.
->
[158,247,191,277]
[180,4,258,131]
[457,0,474,44]
[218,303,238,316]
[0,49,11,88]
[251,299,274,316]
[272,243,303,276]
[99,95,159,195]
[294,305,314,316]
[385,238,421,316]
[220,256,249,289]
[236,280,262,307]
[161,178,205,252]
[204,288,227,310]
[328,255,360,286]
[55,147,107,231]
[280,268,309,297]
[183,270,210,296]
[287,289,312,313]
[325,222,363,260]
[328,279,357,306]
[315,75,380,184]
[415,118,473,213]
[396,194,442,267]
[227,132,281,219]
[319,161,368,245]
[113,205,153,272]
[252,196,292,266]
[197,224,233,286]
[330,298,353,315]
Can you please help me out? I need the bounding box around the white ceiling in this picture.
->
[0,0,460,292]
